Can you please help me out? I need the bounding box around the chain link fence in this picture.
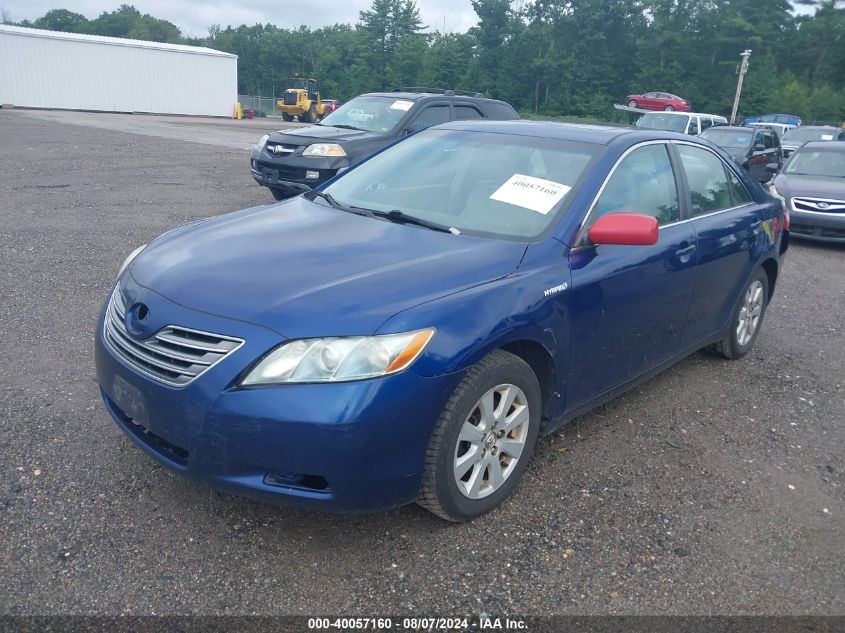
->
[237,94,282,118]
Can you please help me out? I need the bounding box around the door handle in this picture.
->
[675,243,696,258]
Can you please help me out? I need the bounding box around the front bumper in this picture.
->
[94,288,464,512]
[789,208,845,243]
[249,146,347,195]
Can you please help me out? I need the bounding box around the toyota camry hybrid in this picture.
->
[95,121,788,521]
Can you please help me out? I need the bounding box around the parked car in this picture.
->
[768,141,845,243]
[779,125,845,158]
[699,125,782,183]
[626,92,691,112]
[322,98,341,115]
[636,111,727,136]
[746,121,795,138]
[251,90,519,200]
[743,113,802,127]
[97,121,788,521]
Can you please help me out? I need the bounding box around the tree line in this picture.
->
[6,1,845,123]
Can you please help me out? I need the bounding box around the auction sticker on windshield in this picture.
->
[390,100,414,111]
[489,174,572,214]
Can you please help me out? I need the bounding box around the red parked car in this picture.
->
[322,99,341,114]
[626,92,691,112]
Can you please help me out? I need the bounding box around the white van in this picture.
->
[636,111,728,136]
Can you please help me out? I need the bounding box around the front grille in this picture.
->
[103,288,243,387]
[258,163,307,182]
[792,197,845,214]
[267,142,298,155]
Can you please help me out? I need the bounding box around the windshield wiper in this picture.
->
[306,191,377,218]
[372,209,457,234]
[330,124,364,131]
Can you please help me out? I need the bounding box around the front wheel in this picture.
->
[417,350,541,522]
[628,100,638,108]
[714,269,769,359]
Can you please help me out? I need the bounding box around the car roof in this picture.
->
[363,91,508,104]
[436,119,700,145]
[640,111,723,118]
[703,125,752,133]
[796,125,841,131]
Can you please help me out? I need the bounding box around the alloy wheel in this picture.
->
[453,384,530,499]
[737,279,764,346]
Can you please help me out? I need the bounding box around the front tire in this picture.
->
[714,269,769,359]
[628,100,638,108]
[281,112,294,122]
[417,350,541,522]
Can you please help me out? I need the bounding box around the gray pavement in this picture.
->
[0,110,843,616]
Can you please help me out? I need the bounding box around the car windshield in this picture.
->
[785,148,845,178]
[636,113,688,133]
[320,95,411,134]
[321,128,600,240]
[782,128,838,142]
[700,129,752,149]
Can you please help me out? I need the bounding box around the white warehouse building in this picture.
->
[0,25,237,117]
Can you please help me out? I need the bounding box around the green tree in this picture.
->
[32,9,90,33]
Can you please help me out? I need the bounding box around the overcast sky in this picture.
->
[0,0,481,37]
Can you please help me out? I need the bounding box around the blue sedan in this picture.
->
[95,121,789,521]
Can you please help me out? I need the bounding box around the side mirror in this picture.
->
[754,143,766,152]
[588,213,659,246]
[765,162,780,174]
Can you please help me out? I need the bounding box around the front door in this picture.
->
[566,142,697,408]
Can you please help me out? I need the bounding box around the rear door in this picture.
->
[404,102,451,134]
[674,143,763,346]
[566,142,697,408]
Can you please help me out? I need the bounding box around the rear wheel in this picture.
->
[301,105,316,124]
[628,100,638,108]
[664,105,675,111]
[418,350,541,522]
[281,112,294,122]
[714,268,769,359]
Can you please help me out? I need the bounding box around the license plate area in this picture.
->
[112,375,148,427]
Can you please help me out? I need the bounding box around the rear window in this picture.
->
[637,113,689,133]
[700,129,752,149]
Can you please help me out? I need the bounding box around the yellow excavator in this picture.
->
[276,76,325,123]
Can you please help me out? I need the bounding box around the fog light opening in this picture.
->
[305,170,319,180]
[265,470,329,491]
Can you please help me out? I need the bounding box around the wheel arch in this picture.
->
[760,257,779,301]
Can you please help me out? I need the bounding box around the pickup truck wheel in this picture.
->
[714,269,769,359]
[418,350,541,522]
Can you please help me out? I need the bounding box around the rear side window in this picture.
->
[454,105,485,121]
[677,145,734,216]
[700,117,713,131]
[591,144,680,227]
[727,169,752,206]
[481,101,519,120]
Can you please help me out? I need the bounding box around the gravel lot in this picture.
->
[1,110,843,616]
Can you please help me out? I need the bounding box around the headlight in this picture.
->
[258,134,270,148]
[302,143,347,157]
[769,183,786,203]
[241,329,435,385]
[117,244,146,277]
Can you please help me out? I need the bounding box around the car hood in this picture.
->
[128,198,527,338]
[774,173,845,200]
[269,124,383,145]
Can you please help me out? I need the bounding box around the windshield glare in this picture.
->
[786,149,845,178]
[321,129,600,239]
[700,129,752,149]
[320,95,411,134]
[637,113,688,133]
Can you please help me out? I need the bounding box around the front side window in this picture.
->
[322,129,600,240]
[589,144,680,228]
[677,145,734,216]
[406,105,450,133]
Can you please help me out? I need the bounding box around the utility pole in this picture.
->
[730,49,752,124]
